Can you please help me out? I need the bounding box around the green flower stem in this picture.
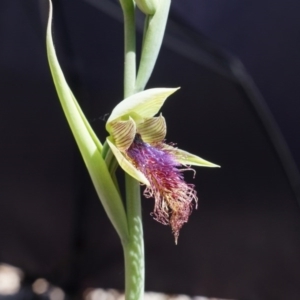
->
[118,1,145,299]
[135,0,171,92]
[123,174,145,300]
[46,0,129,243]
[119,0,136,98]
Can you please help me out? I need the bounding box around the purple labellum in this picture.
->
[126,134,197,243]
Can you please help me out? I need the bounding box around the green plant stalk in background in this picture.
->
[117,1,144,298]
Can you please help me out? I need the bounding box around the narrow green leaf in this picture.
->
[46,0,129,242]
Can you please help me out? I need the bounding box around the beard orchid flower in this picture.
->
[106,88,219,243]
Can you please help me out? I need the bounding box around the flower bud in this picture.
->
[135,0,159,15]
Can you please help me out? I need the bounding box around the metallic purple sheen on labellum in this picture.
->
[126,134,197,243]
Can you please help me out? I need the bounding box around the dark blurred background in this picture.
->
[0,0,300,299]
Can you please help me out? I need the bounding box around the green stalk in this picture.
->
[119,1,145,299]
[119,0,136,98]
[135,0,171,92]
[103,0,172,297]
[124,174,144,300]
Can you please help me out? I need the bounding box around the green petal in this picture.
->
[165,145,220,168]
[107,137,150,186]
[137,114,166,144]
[110,117,136,151]
[106,87,179,127]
